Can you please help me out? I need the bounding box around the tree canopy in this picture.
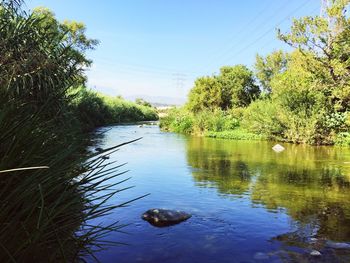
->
[187,65,259,112]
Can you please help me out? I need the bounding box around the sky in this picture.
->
[26,0,321,103]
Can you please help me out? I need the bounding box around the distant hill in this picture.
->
[125,95,186,106]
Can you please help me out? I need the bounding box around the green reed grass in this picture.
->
[0,1,147,261]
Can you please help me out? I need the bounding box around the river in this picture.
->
[91,124,350,263]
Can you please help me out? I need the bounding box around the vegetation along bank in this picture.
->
[160,1,350,146]
[0,1,156,261]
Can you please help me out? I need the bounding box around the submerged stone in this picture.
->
[272,144,285,153]
[310,250,321,257]
[142,209,191,227]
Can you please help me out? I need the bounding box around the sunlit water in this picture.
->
[91,124,350,263]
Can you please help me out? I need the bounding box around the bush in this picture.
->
[241,99,284,138]
[192,109,239,133]
[335,132,350,146]
[70,87,158,131]
[159,108,194,133]
[160,108,240,135]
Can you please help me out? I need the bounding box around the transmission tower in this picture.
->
[173,73,187,97]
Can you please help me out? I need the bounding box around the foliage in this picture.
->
[335,132,350,146]
[187,65,259,112]
[0,98,141,261]
[278,0,350,111]
[135,98,152,107]
[160,107,241,136]
[190,109,238,134]
[0,1,150,261]
[0,2,97,112]
[166,0,350,146]
[187,76,222,112]
[159,107,194,133]
[70,87,158,131]
[241,99,284,139]
[254,50,289,93]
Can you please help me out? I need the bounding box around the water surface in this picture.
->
[92,124,350,263]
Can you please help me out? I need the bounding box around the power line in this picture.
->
[201,0,312,73]
[198,0,292,73]
[94,58,198,75]
[197,0,276,71]
[90,1,318,91]
[245,4,321,59]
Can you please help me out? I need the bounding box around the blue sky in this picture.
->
[26,0,320,102]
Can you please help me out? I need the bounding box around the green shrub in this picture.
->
[159,108,193,133]
[335,132,350,146]
[70,87,158,131]
[241,99,284,138]
[160,108,239,135]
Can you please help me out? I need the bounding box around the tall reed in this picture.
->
[0,1,142,261]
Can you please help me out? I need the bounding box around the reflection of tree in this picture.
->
[187,138,252,196]
[186,136,350,242]
[251,168,350,242]
[191,159,252,196]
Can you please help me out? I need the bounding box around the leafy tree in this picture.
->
[162,0,350,145]
[254,50,289,93]
[187,65,259,112]
[278,0,350,111]
[0,3,98,110]
[32,7,99,84]
[219,65,260,108]
[187,76,223,112]
[135,98,152,107]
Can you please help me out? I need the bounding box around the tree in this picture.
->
[135,98,152,107]
[187,65,259,112]
[0,4,98,109]
[187,76,222,112]
[278,0,350,111]
[254,50,289,93]
[219,65,260,108]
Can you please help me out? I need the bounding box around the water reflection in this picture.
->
[91,126,350,263]
[186,136,350,259]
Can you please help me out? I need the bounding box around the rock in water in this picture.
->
[272,144,285,153]
[142,209,191,227]
[310,250,321,257]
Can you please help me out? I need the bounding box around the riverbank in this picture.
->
[159,107,350,146]
[159,107,266,141]
[71,87,158,131]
